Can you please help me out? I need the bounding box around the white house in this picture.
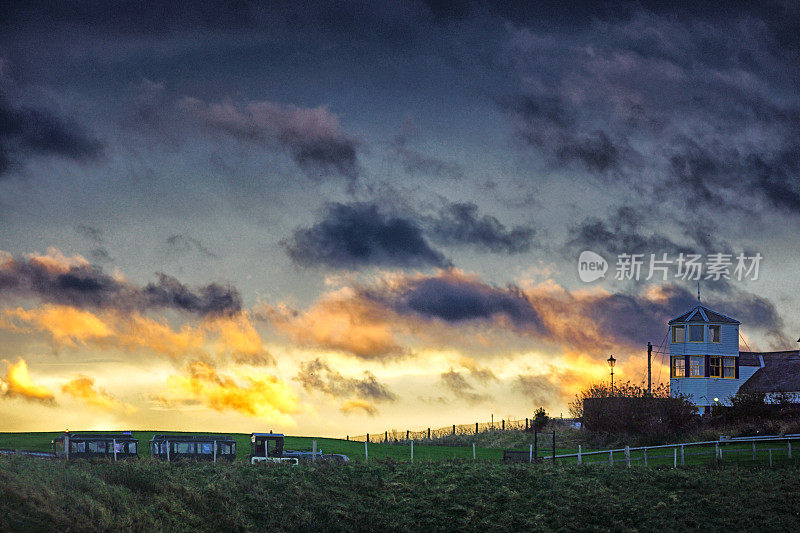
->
[668,303,799,412]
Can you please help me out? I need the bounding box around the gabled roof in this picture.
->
[739,351,800,393]
[668,304,739,325]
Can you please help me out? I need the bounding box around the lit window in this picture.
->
[723,356,736,378]
[202,443,213,454]
[671,357,686,378]
[710,325,721,342]
[710,356,722,377]
[672,325,685,342]
[690,356,704,377]
[690,325,704,342]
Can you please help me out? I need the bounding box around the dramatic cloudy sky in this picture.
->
[1,1,798,436]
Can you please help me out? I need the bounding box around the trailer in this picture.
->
[149,434,236,462]
[52,431,139,459]
[249,433,348,464]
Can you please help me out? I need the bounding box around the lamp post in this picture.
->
[607,355,616,394]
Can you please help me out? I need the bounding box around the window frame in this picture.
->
[709,356,722,378]
[689,356,704,377]
[671,356,686,378]
[723,356,736,378]
[689,324,705,342]
[709,325,721,343]
[672,325,685,343]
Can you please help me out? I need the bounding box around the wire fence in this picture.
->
[347,417,537,443]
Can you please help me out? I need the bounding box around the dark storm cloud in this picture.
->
[180,98,359,180]
[500,3,800,218]
[428,202,535,254]
[296,358,397,402]
[0,251,240,316]
[513,374,563,407]
[440,369,491,404]
[0,95,102,177]
[364,270,547,331]
[166,234,218,260]
[283,202,450,269]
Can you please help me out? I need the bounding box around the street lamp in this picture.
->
[607,355,616,394]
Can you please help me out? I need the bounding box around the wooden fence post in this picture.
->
[578,445,582,465]
[385,431,388,443]
[680,444,684,466]
[411,441,414,464]
[502,419,505,431]
[64,433,69,461]
[769,449,773,467]
[213,441,217,464]
[715,442,720,462]
[673,448,677,468]
[552,431,556,464]
[789,441,792,460]
[529,444,532,464]
[472,442,476,461]
[475,422,478,435]
[312,440,317,463]
[453,424,456,435]
[625,446,630,468]
[609,450,613,466]
[113,438,117,462]
[406,430,409,441]
[167,440,170,463]
[643,447,648,467]
[427,428,431,440]
[525,418,529,430]
[365,441,368,463]
[367,433,370,443]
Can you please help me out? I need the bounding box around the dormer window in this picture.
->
[689,324,704,342]
[710,325,721,343]
[672,325,685,342]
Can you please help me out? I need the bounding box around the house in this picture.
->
[669,303,799,412]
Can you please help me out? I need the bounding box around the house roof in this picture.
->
[668,304,740,325]
[739,351,800,393]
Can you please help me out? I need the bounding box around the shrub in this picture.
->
[532,408,549,431]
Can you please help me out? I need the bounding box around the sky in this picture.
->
[0,0,799,437]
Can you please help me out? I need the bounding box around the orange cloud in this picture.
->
[205,314,273,365]
[26,247,90,273]
[164,361,298,422]
[260,287,403,359]
[61,375,137,414]
[3,305,113,346]
[0,305,271,365]
[339,399,378,416]
[0,358,56,405]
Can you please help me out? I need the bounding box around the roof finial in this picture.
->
[697,281,701,303]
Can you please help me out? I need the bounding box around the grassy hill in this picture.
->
[2,454,800,531]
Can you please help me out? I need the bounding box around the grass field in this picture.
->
[2,431,796,468]
[2,454,800,531]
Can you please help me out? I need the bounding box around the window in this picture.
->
[672,325,685,342]
[710,325,721,343]
[70,441,85,453]
[724,356,736,378]
[176,442,193,454]
[689,325,704,342]
[202,443,213,454]
[671,357,686,378]
[710,356,722,377]
[690,356,704,377]
[88,441,106,453]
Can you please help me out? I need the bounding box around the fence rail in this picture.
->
[348,417,542,443]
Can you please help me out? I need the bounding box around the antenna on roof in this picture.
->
[697,282,701,303]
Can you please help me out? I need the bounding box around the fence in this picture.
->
[540,434,800,468]
[348,417,541,443]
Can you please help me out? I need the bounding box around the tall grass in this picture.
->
[2,455,800,531]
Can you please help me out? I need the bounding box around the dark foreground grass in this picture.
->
[2,456,800,532]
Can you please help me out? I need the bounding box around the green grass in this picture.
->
[0,431,511,462]
[2,455,800,531]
